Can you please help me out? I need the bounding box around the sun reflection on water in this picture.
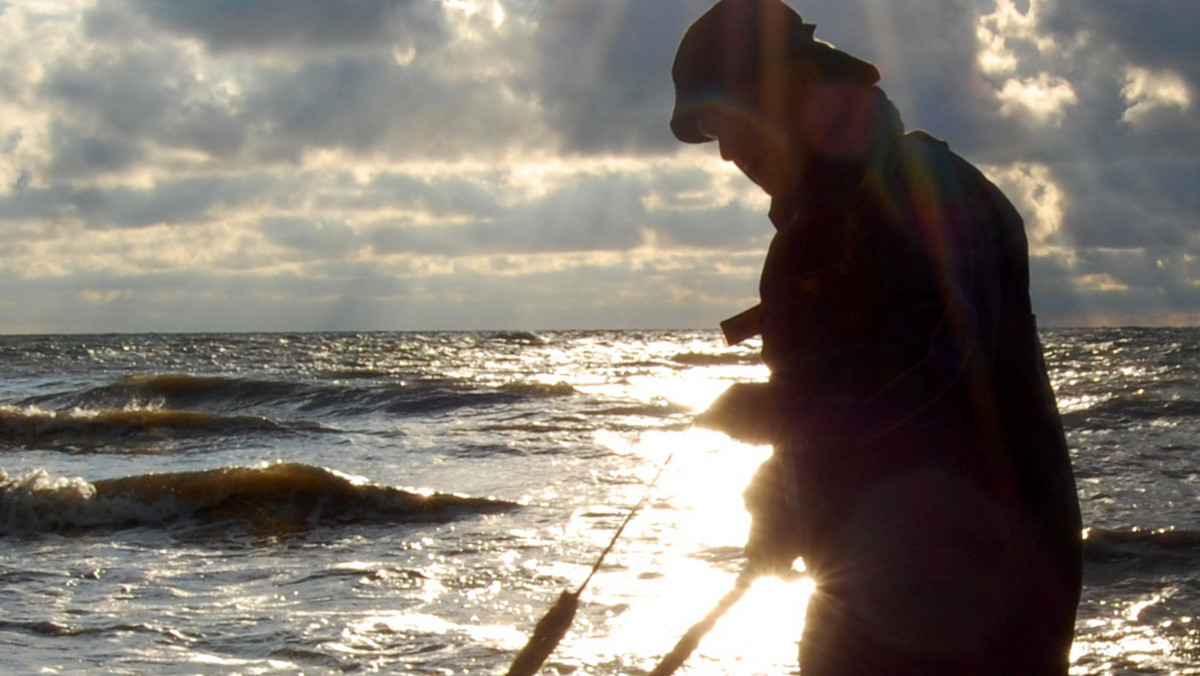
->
[1069,586,1196,676]
[492,348,808,673]
[576,567,813,674]
[561,426,813,674]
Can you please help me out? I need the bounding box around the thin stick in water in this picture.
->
[504,453,675,676]
[647,573,753,676]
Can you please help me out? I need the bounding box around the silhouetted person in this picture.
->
[672,1,1083,673]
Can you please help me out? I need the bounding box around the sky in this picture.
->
[0,0,1197,333]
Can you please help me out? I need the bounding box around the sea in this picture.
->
[0,328,1197,675]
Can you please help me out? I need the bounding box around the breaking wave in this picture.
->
[1082,526,1200,575]
[0,405,317,453]
[2,374,587,454]
[17,373,580,420]
[0,463,518,536]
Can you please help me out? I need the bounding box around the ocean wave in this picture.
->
[1084,526,1200,549]
[1082,526,1200,574]
[17,373,579,421]
[1062,394,1200,427]
[670,351,758,366]
[497,382,577,397]
[21,373,314,414]
[489,330,545,344]
[0,463,518,536]
[322,380,577,418]
[0,405,320,454]
[587,401,692,418]
[0,618,172,639]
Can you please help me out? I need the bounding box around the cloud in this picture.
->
[1,0,1198,332]
[1121,67,1192,127]
[530,0,698,154]
[995,73,1077,126]
[1050,157,1199,250]
[1,174,280,229]
[236,56,548,162]
[46,3,548,170]
[117,0,447,56]
[1041,0,1200,81]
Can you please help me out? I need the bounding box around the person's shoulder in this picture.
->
[889,129,982,181]
[902,129,950,150]
[890,130,1024,226]
[893,130,958,166]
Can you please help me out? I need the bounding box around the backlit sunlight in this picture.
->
[573,426,814,673]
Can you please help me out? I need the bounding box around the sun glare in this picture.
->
[580,560,813,673]
[577,427,811,673]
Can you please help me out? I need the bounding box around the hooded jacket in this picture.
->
[750,87,1082,673]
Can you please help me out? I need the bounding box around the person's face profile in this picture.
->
[697,107,798,198]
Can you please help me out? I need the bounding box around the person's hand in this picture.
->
[742,455,805,578]
[694,382,784,445]
[744,520,802,578]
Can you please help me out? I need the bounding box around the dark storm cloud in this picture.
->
[119,0,447,55]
